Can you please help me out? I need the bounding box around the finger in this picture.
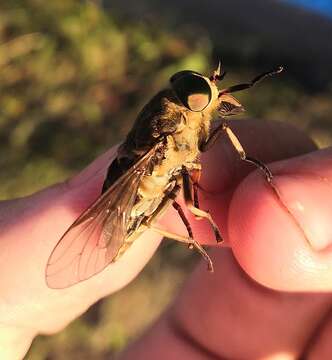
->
[0,146,163,334]
[161,119,317,245]
[229,146,332,291]
[120,250,332,360]
[3,119,315,334]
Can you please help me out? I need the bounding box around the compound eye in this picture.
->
[170,71,212,112]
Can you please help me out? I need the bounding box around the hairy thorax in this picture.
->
[139,110,211,200]
[129,92,216,221]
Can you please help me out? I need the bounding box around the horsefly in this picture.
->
[46,64,283,288]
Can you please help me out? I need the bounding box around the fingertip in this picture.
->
[228,172,304,291]
[228,152,332,291]
[161,120,318,249]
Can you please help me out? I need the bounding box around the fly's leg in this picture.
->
[148,223,213,272]
[189,165,213,206]
[149,182,195,242]
[221,122,273,183]
[182,166,223,243]
[212,123,313,251]
[202,122,272,182]
[143,183,213,271]
[172,201,194,240]
[193,183,200,209]
[190,168,201,209]
[191,172,213,197]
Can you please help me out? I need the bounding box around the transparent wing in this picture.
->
[46,148,156,289]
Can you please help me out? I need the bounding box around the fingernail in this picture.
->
[273,174,332,252]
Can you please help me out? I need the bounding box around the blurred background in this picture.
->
[0,0,331,358]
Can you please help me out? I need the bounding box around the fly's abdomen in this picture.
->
[129,173,177,224]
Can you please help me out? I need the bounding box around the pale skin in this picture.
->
[2,119,332,359]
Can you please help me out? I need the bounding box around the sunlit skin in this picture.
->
[2,120,332,359]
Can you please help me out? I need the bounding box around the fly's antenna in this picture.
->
[218,66,284,97]
[210,60,226,83]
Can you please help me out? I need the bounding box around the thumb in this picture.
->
[230,146,332,291]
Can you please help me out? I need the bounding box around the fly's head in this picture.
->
[169,63,244,120]
[169,64,283,119]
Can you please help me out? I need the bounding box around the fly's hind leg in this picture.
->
[148,222,213,272]
[182,166,223,243]
[144,183,213,271]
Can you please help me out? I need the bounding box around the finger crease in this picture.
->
[298,305,332,359]
[168,313,227,360]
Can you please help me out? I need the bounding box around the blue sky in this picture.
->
[286,0,332,18]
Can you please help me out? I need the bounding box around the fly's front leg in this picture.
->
[221,122,273,183]
[182,166,223,243]
[202,122,272,183]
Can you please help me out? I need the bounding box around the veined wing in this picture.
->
[46,147,157,289]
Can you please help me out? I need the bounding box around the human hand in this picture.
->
[120,120,332,359]
[0,140,164,358]
[1,119,330,359]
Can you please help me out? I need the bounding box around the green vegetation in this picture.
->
[0,0,210,199]
[0,0,331,358]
